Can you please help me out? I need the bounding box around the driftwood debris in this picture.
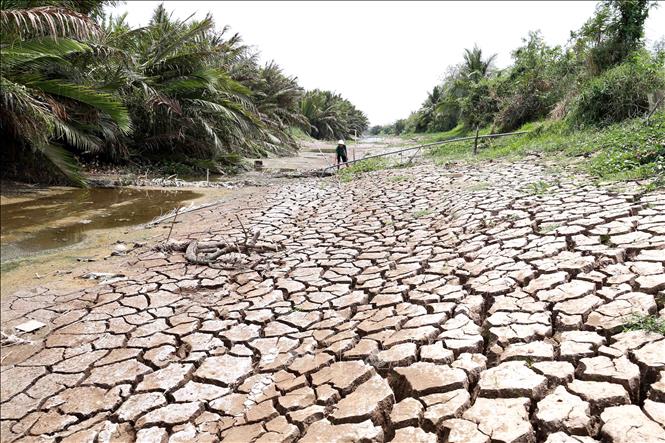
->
[157,229,281,267]
[1,331,32,347]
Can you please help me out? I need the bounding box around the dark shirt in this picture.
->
[336,144,347,156]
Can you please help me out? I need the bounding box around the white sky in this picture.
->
[107,1,665,126]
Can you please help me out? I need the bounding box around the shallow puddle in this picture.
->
[1,187,202,261]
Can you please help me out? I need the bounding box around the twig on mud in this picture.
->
[166,206,181,242]
[146,201,218,226]
[236,214,249,247]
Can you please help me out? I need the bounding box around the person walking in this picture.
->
[336,139,348,169]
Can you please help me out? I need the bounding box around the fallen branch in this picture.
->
[158,238,280,254]
[158,229,282,267]
[185,239,200,263]
[236,214,249,247]
[166,205,181,242]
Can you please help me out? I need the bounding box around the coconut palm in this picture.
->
[232,58,308,154]
[1,0,130,184]
[2,2,370,183]
[301,89,368,140]
[99,5,266,164]
[462,44,497,82]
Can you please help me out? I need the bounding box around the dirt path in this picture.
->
[1,158,664,442]
[247,135,410,172]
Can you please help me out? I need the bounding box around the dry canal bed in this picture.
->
[0,159,664,442]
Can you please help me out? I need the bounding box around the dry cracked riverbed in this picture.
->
[1,158,665,443]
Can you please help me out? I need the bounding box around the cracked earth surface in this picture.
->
[1,159,665,443]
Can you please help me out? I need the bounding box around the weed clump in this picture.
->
[623,314,665,335]
[413,209,432,218]
[339,157,412,182]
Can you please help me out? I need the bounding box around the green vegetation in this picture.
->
[526,180,552,195]
[415,124,468,144]
[567,51,665,126]
[390,175,409,182]
[0,1,368,185]
[428,111,665,182]
[300,90,368,141]
[375,1,664,183]
[539,223,561,234]
[338,157,391,182]
[338,157,416,182]
[623,313,665,335]
[413,209,432,218]
[642,175,665,192]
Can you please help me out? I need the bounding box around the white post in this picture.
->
[353,129,357,161]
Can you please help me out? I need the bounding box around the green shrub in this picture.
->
[493,32,576,132]
[586,111,665,179]
[459,79,499,129]
[567,51,665,126]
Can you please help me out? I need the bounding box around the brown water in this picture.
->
[1,187,202,261]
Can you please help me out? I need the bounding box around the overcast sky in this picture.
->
[107,1,665,126]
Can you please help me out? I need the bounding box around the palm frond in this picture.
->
[53,119,102,152]
[27,78,131,133]
[0,6,99,39]
[38,143,86,187]
[1,37,91,70]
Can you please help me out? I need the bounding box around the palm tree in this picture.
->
[300,89,368,140]
[462,44,497,82]
[232,58,308,154]
[1,1,130,185]
[2,2,371,182]
[414,85,444,131]
[99,5,265,162]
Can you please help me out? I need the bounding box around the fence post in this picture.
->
[473,126,480,155]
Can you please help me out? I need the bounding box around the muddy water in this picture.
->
[1,187,202,261]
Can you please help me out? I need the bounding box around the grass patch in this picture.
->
[0,260,21,273]
[623,314,665,335]
[413,209,432,218]
[525,180,552,195]
[418,124,469,143]
[339,157,412,182]
[642,175,665,193]
[538,223,561,234]
[427,112,665,182]
[339,157,390,182]
[468,181,490,192]
[390,175,409,182]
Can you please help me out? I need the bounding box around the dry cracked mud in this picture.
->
[1,158,664,443]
